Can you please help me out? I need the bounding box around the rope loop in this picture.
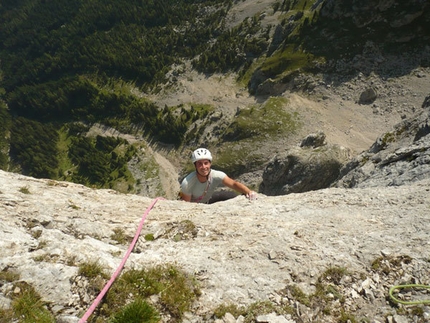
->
[389,284,430,305]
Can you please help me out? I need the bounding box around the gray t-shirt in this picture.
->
[180,169,227,203]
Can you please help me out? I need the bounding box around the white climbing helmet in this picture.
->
[191,148,212,163]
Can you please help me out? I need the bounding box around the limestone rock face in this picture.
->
[0,170,430,322]
[335,97,430,188]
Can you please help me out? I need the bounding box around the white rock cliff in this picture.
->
[1,170,429,322]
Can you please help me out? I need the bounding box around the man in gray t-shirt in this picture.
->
[179,148,257,204]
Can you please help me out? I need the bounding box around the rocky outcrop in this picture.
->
[320,0,429,27]
[335,95,430,188]
[260,133,350,195]
[1,170,429,322]
[249,0,430,95]
[319,0,429,41]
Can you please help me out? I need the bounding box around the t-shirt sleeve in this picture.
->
[213,170,227,181]
[180,177,191,195]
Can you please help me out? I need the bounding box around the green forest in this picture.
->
[1,0,302,191]
[0,0,241,189]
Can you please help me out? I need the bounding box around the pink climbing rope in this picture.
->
[79,197,164,323]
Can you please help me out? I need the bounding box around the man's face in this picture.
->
[195,159,211,176]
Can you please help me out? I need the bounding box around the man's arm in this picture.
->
[222,176,256,199]
[179,192,192,202]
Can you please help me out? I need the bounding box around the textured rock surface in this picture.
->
[260,140,351,195]
[319,0,429,34]
[1,170,429,322]
[335,102,430,188]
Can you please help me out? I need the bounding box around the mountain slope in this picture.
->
[0,0,429,197]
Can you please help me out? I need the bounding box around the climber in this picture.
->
[179,148,257,204]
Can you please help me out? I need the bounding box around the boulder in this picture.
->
[300,131,326,148]
[359,87,378,104]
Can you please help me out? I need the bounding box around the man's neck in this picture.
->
[196,170,209,183]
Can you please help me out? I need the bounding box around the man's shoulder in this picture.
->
[210,169,227,179]
[183,171,197,183]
